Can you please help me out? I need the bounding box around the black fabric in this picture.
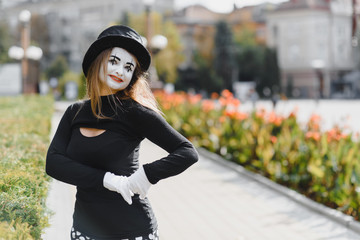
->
[82,25,151,76]
[46,95,198,238]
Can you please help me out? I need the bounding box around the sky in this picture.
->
[174,0,289,13]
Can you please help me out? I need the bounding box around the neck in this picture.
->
[99,85,118,96]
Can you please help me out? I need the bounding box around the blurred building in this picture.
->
[172,4,274,70]
[1,0,174,73]
[172,5,223,70]
[171,3,279,95]
[266,0,359,98]
[228,3,278,45]
[0,63,22,95]
[172,1,360,98]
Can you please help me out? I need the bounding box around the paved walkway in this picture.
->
[42,101,360,240]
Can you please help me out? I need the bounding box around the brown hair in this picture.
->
[86,48,162,119]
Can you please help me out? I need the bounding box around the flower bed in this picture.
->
[0,95,53,239]
[155,90,360,220]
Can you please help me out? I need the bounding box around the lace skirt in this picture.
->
[70,227,159,240]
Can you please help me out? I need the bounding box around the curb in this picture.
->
[197,147,360,235]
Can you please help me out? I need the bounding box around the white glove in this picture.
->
[103,172,134,205]
[128,166,152,199]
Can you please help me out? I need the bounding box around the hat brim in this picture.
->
[82,35,151,77]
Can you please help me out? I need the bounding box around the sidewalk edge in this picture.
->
[197,147,360,234]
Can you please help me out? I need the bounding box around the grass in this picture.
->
[0,95,53,239]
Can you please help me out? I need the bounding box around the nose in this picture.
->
[116,67,124,76]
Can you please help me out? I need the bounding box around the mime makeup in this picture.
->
[99,47,137,92]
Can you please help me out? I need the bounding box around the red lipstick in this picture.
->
[109,74,123,83]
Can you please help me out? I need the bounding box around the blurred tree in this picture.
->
[125,12,183,84]
[236,45,264,82]
[213,20,235,91]
[0,21,11,63]
[235,45,280,98]
[194,52,222,94]
[45,55,69,80]
[234,26,258,47]
[233,23,281,98]
[176,67,197,91]
[58,70,85,99]
[154,20,183,83]
[258,47,280,98]
[78,73,87,99]
[193,25,216,63]
[176,51,222,94]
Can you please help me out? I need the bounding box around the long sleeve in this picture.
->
[46,105,106,189]
[129,104,199,184]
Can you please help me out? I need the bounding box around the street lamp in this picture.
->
[150,35,168,54]
[8,45,43,61]
[19,9,31,93]
[145,34,168,89]
[8,9,43,94]
[143,0,154,48]
[142,0,168,89]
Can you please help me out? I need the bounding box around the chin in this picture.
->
[107,82,123,90]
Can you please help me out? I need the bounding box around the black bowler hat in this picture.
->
[82,25,151,77]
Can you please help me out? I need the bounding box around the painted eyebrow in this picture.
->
[110,55,134,67]
[110,55,120,61]
[126,62,135,67]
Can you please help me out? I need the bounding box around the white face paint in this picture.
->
[99,47,137,92]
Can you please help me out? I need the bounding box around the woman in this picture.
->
[46,25,198,240]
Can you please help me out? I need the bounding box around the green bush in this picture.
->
[155,90,360,221]
[0,95,53,239]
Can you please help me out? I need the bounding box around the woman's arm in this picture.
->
[46,105,106,189]
[130,103,199,184]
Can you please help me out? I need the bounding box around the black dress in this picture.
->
[46,95,198,239]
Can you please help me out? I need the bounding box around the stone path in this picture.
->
[42,100,360,240]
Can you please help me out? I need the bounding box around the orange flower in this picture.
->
[326,127,347,142]
[221,89,233,98]
[172,93,186,106]
[270,136,277,144]
[274,117,283,126]
[162,102,171,110]
[202,100,215,112]
[234,111,248,120]
[268,111,276,123]
[225,109,236,118]
[219,116,227,123]
[211,92,219,100]
[188,94,202,105]
[231,98,241,108]
[306,131,321,141]
[267,111,283,126]
[307,114,322,131]
[224,109,248,120]
[219,95,241,108]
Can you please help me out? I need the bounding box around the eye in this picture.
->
[109,59,117,65]
[125,65,133,72]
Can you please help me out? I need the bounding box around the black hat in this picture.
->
[82,25,151,77]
